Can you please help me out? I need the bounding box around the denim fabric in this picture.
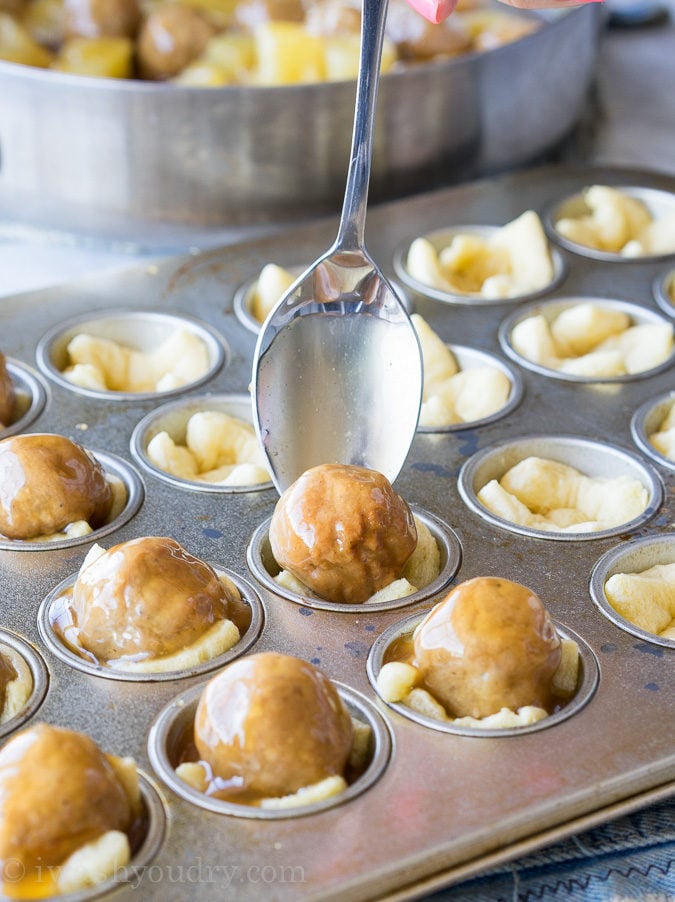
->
[427,798,675,901]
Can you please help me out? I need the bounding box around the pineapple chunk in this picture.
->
[0,12,52,66]
[254,22,324,85]
[52,35,132,77]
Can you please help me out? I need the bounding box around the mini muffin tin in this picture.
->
[0,164,674,901]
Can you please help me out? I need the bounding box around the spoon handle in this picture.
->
[334,0,390,254]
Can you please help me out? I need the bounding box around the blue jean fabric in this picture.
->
[428,798,675,901]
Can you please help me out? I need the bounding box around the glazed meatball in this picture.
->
[0,724,138,879]
[0,353,15,428]
[414,577,562,719]
[194,652,353,799]
[70,536,237,662]
[0,433,113,540]
[269,463,417,604]
[386,0,470,60]
[235,0,305,27]
[137,4,215,80]
[64,0,140,38]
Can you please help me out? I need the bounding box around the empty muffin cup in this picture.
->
[498,297,675,383]
[36,309,228,401]
[0,630,49,739]
[246,505,462,613]
[130,393,273,493]
[590,533,675,648]
[546,186,675,262]
[0,450,144,552]
[417,344,523,432]
[0,360,48,438]
[37,566,264,683]
[654,268,675,319]
[458,434,663,541]
[631,390,675,473]
[393,223,566,306]
[366,611,599,737]
[147,681,392,819]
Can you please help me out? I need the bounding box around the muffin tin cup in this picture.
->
[36,309,229,401]
[1,359,49,438]
[246,505,462,613]
[458,434,664,542]
[366,612,599,738]
[392,224,566,307]
[630,390,675,473]
[47,772,168,902]
[545,186,675,263]
[0,629,49,739]
[654,268,675,319]
[417,344,524,433]
[590,533,675,649]
[37,569,265,683]
[498,297,675,384]
[0,450,145,553]
[130,393,274,494]
[147,681,393,820]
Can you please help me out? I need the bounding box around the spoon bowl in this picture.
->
[252,0,423,494]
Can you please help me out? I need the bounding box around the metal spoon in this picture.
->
[251,0,423,493]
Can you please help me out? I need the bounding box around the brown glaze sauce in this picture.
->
[385,578,577,720]
[52,537,249,667]
[269,463,417,605]
[175,653,359,806]
[0,724,145,892]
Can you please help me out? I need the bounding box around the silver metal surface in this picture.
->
[631,389,675,473]
[147,681,392,820]
[252,0,422,494]
[0,449,145,553]
[0,164,674,901]
[457,433,664,542]
[35,309,229,401]
[130,393,274,493]
[246,505,462,613]
[589,533,675,649]
[417,344,524,433]
[0,6,601,247]
[366,615,599,737]
[37,567,265,683]
[544,185,675,262]
[1,359,49,438]
[393,224,567,306]
[498,296,675,383]
[0,629,49,739]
